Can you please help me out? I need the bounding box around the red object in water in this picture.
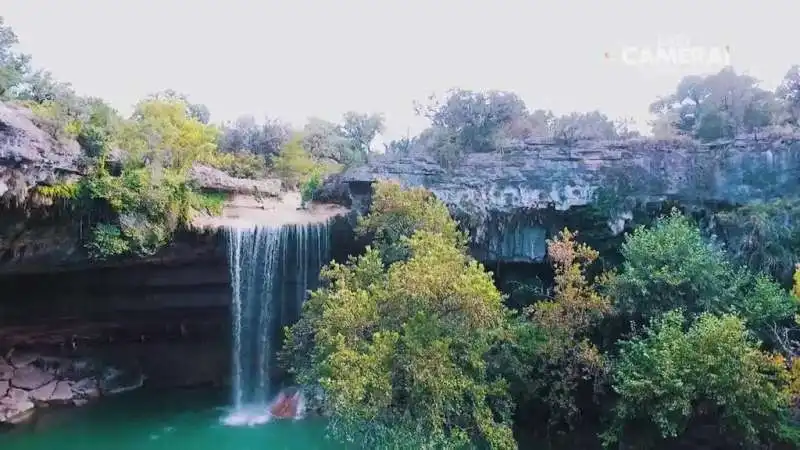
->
[270,392,299,418]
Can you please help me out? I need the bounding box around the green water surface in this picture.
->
[1,388,341,450]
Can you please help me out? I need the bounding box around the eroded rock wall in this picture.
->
[325,136,800,263]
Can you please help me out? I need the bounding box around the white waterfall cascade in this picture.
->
[222,221,331,426]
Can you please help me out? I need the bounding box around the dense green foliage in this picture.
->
[606,311,789,448]
[272,136,340,191]
[714,199,800,283]
[607,211,796,338]
[517,229,611,429]
[355,181,465,264]
[25,97,239,259]
[283,181,517,449]
[286,182,800,449]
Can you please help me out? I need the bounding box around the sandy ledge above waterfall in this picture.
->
[192,192,350,230]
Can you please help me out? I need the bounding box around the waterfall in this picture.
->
[223,221,332,425]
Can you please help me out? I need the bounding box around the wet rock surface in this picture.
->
[0,359,13,380]
[11,365,54,390]
[0,352,143,426]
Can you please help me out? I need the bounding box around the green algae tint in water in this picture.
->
[0,389,341,450]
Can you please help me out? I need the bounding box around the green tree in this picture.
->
[605,311,789,448]
[649,67,778,141]
[301,117,350,162]
[340,111,385,163]
[146,89,210,124]
[776,65,800,126]
[606,210,796,336]
[283,182,517,449]
[0,16,31,99]
[272,135,322,188]
[356,180,465,264]
[284,232,516,449]
[415,89,529,153]
[609,210,739,322]
[521,229,611,428]
[120,98,219,170]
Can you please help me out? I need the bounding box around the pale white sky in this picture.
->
[4,0,799,140]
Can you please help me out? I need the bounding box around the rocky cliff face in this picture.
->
[0,101,287,275]
[322,136,800,262]
[0,102,83,208]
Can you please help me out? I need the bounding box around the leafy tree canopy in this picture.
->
[606,311,789,448]
[283,181,517,449]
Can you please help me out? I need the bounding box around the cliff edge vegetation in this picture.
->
[0,16,379,260]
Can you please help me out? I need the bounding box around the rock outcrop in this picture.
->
[0,101,288,274]
[0,102,83,208]
[322,136,800,262]
[0,101,282,207]
[0,352,141,426]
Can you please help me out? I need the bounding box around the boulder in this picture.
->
[0,380,8,397]
[0,388,35,424]
[269,390,302,419]
[0,387,34,424]
[10,364,55,390]
[71,378,100,401]
[49,381,74,405]
[9,352,38,369]
[0,358,13,380]
[189,164,281,197]
[3,387,28,404]
[0,400,35,424]
[29,380,57,404]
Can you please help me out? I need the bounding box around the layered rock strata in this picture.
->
[321,135,800,262]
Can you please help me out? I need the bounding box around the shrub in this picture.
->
[300,171,321,208]
[58,97,233,259]
[606,210,796,337]
[520,229,611,428]
[77,123,110,159]
[207,151,266,179]
[356,180,465,264]
[35,181,79,200]
[605,311,790,448]
[85,223,130,259]
[271,136,342,189]
[271,137,318,187]
[22,99,80,140]
[714,199,800,283]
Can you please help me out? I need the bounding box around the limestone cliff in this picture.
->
[0,101,286,274]
[321,136,800,262]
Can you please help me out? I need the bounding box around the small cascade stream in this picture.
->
[223,221,332,425]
